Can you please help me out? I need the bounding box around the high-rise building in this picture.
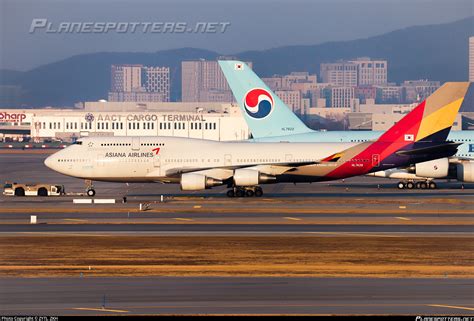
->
[181,59,252,102]
[320,62,358,87]
[321,58,387,87]
[349,57,387,86]
[111,64,142,92]
[261,77,283,91]
[323,86,355,108]
[355,86,377,104]
[469,37,474,82]
[274,90,302,112]
[375,85,405,104]
[144,67,170,102]
[109,65,170,102]
[402,80,440,103]
[263,72,317,93]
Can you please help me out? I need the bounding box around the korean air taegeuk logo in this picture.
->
[243,88,274,119]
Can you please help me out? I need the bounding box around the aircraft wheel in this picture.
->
[415,182,422,189]
[245,189,255,197]
[397,182,405,189]
[236,189,245,197]
[255,187,263,197]
[419,182,428,189]
[406,182,415,189]
[226,189,235,198]
[86,189,96,197]
[429,182,437,189]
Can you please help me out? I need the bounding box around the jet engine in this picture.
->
[456,162,474,183]
[233,169,276,186]
[180,173,222,191]
[414,158,449,178]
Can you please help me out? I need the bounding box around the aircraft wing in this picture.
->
[164,160,318,178]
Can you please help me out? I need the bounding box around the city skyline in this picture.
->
[111,58,440,109]
[108,64,170,102]
[0,15,471,107]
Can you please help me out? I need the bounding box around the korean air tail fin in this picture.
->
[218,60,313,138]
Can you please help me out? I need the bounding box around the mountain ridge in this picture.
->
[1,16,472,107]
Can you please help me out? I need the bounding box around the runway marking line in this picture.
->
[284,217,302,221]
[174,218,194,222]
[305,232,401,238]
[193,205,202,209]
[63,219,88,222]
[18,232,111,237]
[113,303,427,310]
[395,217,411,221]
[399,206,407,209]
[73,307,129,313]
[428,304,474,311]
[3,207,474,215]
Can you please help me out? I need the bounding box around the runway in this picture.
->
[1,277,473,315]
[0,223,472,234]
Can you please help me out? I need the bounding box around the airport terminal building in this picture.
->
[0,102,250,143]
[0,100,469,143]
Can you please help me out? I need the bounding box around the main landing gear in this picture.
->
[85,179,96,197]
[397,180,437,190]
[226,186,263,198]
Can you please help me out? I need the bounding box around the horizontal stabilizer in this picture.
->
[396,142,461,156]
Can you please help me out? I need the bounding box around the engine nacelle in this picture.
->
[233,169,276,186]
[415,158,449,178]
[180,173,222,191]
[457,162,474,183]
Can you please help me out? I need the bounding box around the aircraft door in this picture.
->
[372,154,380,167]
[153,154,161,168]
[132,137,140,151]
[97,154,105,167]
[224,154,232,166]
[152,154,161,176]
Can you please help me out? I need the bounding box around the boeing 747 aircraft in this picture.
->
[43,82,467,197]
[219,60,473,189]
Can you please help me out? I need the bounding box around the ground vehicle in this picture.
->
[3,182,65,196]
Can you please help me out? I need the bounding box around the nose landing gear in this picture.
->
[85,179,96,197]
[226,186,263,198]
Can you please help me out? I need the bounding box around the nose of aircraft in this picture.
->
[44,154,56,170]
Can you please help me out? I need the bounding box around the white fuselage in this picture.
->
[45,136,357,183]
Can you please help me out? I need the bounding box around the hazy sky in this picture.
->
[0,0,472,71]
